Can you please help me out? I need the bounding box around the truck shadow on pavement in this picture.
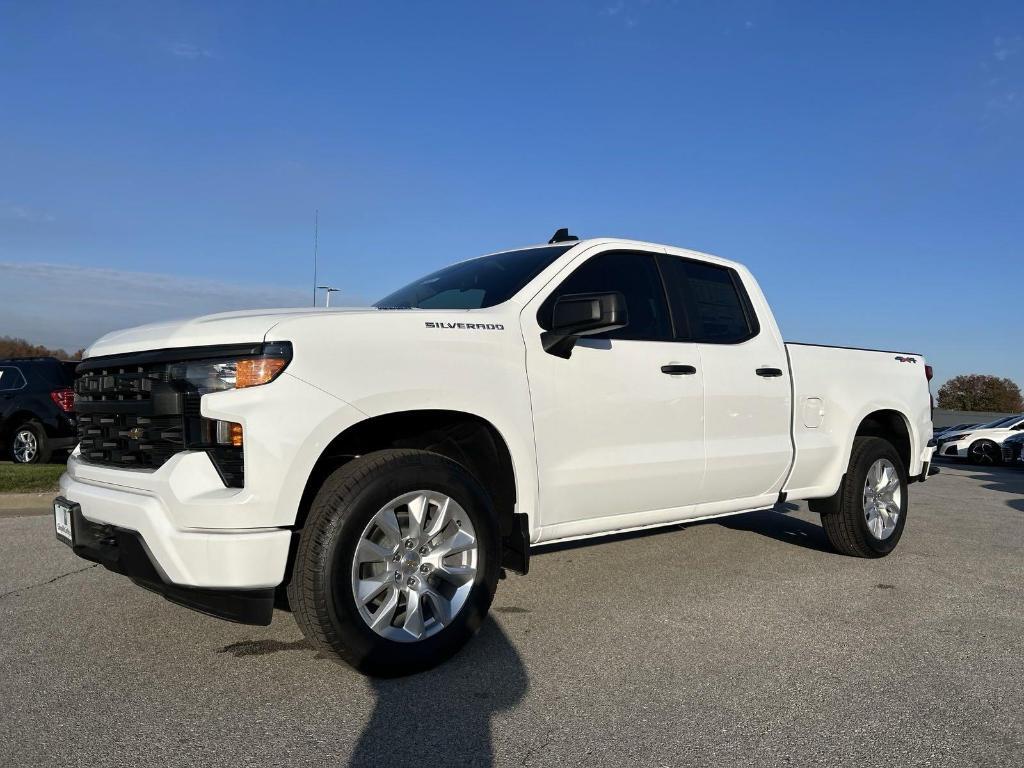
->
[348,617,527,768]
[536,504,832,556]
[715,505,833,552]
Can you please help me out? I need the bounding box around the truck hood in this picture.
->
[84,307,376,359]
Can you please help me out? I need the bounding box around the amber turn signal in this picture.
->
[235,357,288,389]
[215,420,244,447]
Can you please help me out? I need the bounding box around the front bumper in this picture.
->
[1003,443,1024,464]
[61,498,276,625]
[937,440,968,458]
[60,457,291,589]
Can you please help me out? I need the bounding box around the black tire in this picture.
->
[820,436,908,558]
[968,439,1001,466]
[9,420,52,464]
[287,449,501,677]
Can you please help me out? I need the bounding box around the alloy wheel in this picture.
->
[863,458,901,540]
[970,442,999,466]
[13,430,38,463]
[351,490,478,643]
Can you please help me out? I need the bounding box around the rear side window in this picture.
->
[538,251,672,342]
[0,366,27,391]
[658,256,758,344]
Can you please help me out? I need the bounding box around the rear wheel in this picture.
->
[968,439,1001,466]
[820,436,908,558]
[288,449,500,676]
[9,421,51,464]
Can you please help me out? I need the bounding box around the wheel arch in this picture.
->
[288,409,528,586]
[2,410,42,441]
[854,409,913,472]
[808,408,915,515]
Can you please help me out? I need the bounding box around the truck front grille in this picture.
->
[74,363,187,470]
[76,412,185,467]
[74,367,164,403]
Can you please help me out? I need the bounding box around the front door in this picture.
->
[522,247,706,539]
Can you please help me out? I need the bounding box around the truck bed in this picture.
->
[782,342,932,500]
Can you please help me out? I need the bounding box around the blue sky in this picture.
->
[1,1,1021,388]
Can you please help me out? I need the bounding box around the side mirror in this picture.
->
[541,292,628,359]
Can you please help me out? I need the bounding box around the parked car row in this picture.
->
[0,357,77,464]
[933,414,1024,466]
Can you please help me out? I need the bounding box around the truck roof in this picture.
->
[494,237,743,271]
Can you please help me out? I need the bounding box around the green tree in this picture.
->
[937,374,1024,412]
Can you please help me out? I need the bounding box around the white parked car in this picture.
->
[54,234,936,675]
[935,415,1024,464]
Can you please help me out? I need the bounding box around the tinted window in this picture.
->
[977,416,1017,429]
[538,251,672,341]
[375,245,574,310]
[659,256,757,343]
[0,366,27,391]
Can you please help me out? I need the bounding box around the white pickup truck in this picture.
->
[56,233,936,675]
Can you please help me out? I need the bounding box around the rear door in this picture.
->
[658,254,792,505]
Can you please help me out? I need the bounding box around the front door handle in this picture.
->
[756,367,784,378]
[661,364,697,375]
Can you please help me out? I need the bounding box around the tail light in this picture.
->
[50,388,75,413]
[925,364,934,418]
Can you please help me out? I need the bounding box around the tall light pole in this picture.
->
[311,209,319,306]
[317,286,340,307]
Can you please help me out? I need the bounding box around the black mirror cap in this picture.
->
[542,292,628,358]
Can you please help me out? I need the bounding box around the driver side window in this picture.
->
[537,251,672,342]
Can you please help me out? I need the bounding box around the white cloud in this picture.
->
[0,262,369,352]
[169,42,213,59]
[993,35,1021,62]
[0,203,55,223]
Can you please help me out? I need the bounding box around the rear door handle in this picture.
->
[661,364,697,375]
[756,367,784,377]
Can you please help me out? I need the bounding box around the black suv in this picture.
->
[0,357,77,464]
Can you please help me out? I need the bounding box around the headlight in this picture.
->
[168,343,291,394]
[944,434,968,443]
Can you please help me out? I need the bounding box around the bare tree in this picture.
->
[0,336,82,360]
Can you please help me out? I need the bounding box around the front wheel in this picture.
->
[820,436,908,558]
[287,449,501,676]
[968,440,1001,466]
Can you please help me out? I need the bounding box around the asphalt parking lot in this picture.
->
[1,461,1021,768]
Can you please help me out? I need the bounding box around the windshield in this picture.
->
[975,415,1020,429]
[375,245,574,310]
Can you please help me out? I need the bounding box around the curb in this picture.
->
[0,492,56,510]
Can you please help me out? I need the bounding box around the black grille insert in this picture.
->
[75,364,186,469]
[76,412,184,467]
